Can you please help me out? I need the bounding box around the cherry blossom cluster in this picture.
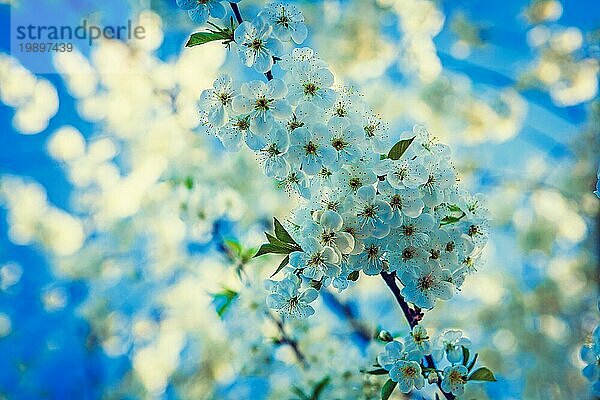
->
[376,327,475,396]
[194,2,491,320]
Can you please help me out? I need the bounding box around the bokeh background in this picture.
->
[0,0,598,399]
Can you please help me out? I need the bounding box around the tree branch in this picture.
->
[380,271,455,400]
[267,311,309,369]
[321,289,372,345]
[229,2,243,25]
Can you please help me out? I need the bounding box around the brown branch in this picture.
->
[380,271,455,400]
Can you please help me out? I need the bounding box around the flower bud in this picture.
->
[428,372,439,384]
[378,330,394,342]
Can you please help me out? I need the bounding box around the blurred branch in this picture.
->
[266,311,309,369]
[321,289,372,344]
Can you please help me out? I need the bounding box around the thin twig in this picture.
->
[321,289,372,344]
[266,311,309,369]
[229,2,243,24]
[380,271,455,400]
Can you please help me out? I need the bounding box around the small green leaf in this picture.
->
[240,247,257,263]
[184,176,194,189]
[291,385,310,400]
[266,232,294,249]
[468,367,497,382]
[274,217,299,246]
[212,289,238,318]
[363,368,389,375]
[311,376,330,400]
[223,239,242,257]
[448,204,462,212]
[185,31,230,47]
[348,270,360,281]
[270,255,290,278]
[467,353,479,372]
[388,137,415,160]
[381,379,397,400]
[253,243,292,258]
[462,346,470,366]
[440,213,466,226]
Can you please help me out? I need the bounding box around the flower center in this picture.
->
[321,230,336,245]
[308,253,325,266]
[394,167,407,181]
[468,224,479,236]
[250,38,263,50]
[331,137,348,151]
[349,177,362,190]
[217,92,232,105]
[390,194,402,210]
[445,241,455,252]
[335,107,347,117]
[265,143,281,156]
[430,249,440,259]
[277,14,290,28]
[360,204,377,219]
[325,200,339,211]
[234,117,250,131]
[289,296,299,308]
[319,167,333,179]
[413,332,429,344]
[402,225,415,236]
[366,244,379,259]
[364,124,376,138]
[303,83,318,96]
[402,247,415,261]
[304,141,318,155]
[418,274,435,290]
[402,365,417,378]
[449,369,466,384]
[287,116,304,131]
[255,97,272,111]
[425,174,436,187]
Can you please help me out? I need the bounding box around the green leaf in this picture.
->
[381,379,397,400]
[223,239,242,257]
[348,270,360,281]
[290,386,310,400]
[212,289,238,318]
[274,217,299,246]
[468,367,497,382]
[185,31,230,47]
[270,255,290,278]
[311,376,330,400]
[440,212,466,226]
[388,137,415,160]
[363,368,389,375]
[240,247,257,264]
[266,232,294,249]
[462,346,470,366]
[253,243,293,258]
[467,353,479,372]
[184,176,194,189]
[448,204,463,212]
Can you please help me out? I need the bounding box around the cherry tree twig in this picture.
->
[381,271,456,400]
